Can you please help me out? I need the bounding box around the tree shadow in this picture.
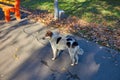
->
[7,36,120,80]
[58,0,120,24]
[93,48,120,80]
[20,0,120,27]
[0,18,38,52]
[77,39,120,80]
[1,2,120,79]
[0,20,119,80]
[8,42,81,80]
[21,0,53,10]
[0,9,4,20]
[8,43,52,80]
[0,19,30,40]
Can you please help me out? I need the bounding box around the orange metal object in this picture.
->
[14,0,21,20]
[0,0,21,22]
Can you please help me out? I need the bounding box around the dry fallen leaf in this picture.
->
[21,7,120,51]
[13,54,19,60]
[61,67,66,71]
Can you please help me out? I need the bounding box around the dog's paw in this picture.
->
[71,63,74,66]
[52,58,55,60]
[75,61,78,64]
[75,62,78,65]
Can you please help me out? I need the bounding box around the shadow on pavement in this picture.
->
[7,42,75,80]
[8,38,120,80]
[0,19,34,51]
[77,39,120,80]
[0,18,120,80]
[93,48,120,80]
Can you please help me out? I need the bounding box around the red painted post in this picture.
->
[15,0,20,20]
[4,8,10,22]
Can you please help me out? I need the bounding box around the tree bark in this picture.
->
[54,0,59,20]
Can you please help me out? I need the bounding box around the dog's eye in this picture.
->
[45,31,53,37]
[42,37,45,40]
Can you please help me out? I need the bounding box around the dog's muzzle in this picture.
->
[42,37,45,40]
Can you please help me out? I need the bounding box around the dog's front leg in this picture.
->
[70,54,75,66]
[51,46,57,60]
[68,49,75,66]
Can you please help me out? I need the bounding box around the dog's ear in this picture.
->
[45,30,53,38]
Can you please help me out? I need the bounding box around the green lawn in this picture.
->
[21,0,120,27]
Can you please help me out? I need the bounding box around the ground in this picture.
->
[0,1,120,80]
[0,17,120,80]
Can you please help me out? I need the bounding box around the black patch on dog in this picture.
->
[56,37,62,44]
[66,38,72,41]
[66,42,71,48]
[72,42,78,48]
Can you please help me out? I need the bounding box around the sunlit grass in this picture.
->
[21,0,120,27]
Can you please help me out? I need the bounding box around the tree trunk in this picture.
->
[54,0,59,20]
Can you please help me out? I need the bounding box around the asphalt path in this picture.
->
[0,19,120,80]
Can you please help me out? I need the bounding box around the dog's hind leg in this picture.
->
[75,54,78,64]
[77,47,84,55]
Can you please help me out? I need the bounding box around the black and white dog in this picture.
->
[43,30,84,66]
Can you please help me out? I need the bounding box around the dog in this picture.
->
[42,30,84,66]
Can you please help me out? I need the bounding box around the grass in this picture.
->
[21,0,120,27]
[21,0,120,51]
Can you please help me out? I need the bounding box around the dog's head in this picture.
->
[42,30,53,40]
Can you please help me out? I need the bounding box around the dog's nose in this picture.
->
[42,37,45,40]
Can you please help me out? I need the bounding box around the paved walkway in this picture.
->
[0,19,120,80]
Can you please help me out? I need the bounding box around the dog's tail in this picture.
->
[77,47,84,55]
